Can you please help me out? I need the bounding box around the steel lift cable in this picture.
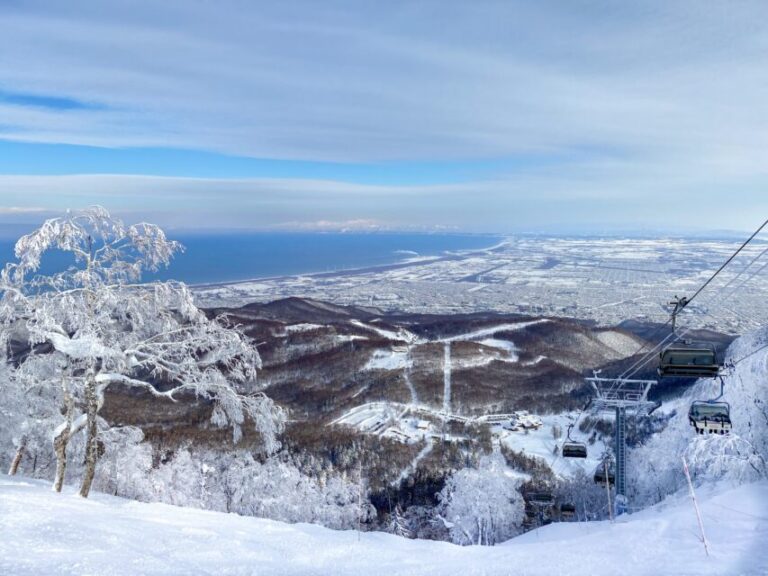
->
[618,224,768,382]
[577,227,765,518]
[623,250,768,381]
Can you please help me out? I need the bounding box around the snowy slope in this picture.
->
[498,412,604,478]
[2,475,766,576]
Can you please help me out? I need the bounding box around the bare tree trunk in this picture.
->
[8,435,27,476]
[53,375,75,492]
[53,427,70,492]
[79,377,99,498]
[79,252,100,499]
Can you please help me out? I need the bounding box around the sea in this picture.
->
[0,232,501,285]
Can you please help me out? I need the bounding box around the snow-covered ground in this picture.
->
[350,320,419,344]
[1,474,766,576]
[364,348,411,371]
[437,320,549,343]
[497,412,604,478]
[330,401,602,475]
[331,402,464,443]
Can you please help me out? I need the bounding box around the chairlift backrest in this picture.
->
[659,345,720,377]
[689,401,730,420]
[528,492,555,506]
[562,441,587,458]
[593,458,615,484]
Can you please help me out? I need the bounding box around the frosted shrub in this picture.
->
[437,451,524,546]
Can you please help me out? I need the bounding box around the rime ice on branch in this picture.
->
[0,206,285,497]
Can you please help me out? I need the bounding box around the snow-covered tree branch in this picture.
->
[0,207,285,497]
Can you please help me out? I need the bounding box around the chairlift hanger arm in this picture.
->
[669,296,690,332]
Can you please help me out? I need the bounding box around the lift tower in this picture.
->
[585,376,657,514]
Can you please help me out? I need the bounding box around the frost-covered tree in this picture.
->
[0,358,27,474]
[92,426,154,500]
[436,451,525,546]
[555,468,610,521]
[684,434,766,482]
[216,451,365,528]
[1,344,63,477]
[389,505,413,538]
[0,207,284,497]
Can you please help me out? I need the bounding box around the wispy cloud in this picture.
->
[0,2,766,231]
[1,2,766,164]
[271,219,386,232]
[0,206,47,213]
[0,173,764,234]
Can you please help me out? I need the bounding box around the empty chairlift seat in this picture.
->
[593,460,615,486]
[658,346,720,378]
[527,492,555,506]
[688,401,732,435]
[562,441,588,458]
[559,503,576,519]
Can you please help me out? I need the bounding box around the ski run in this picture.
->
[1,474,766,576]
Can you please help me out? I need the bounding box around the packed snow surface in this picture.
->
[365,348,411,370]
[2,475,766,576]
[349,319,418,343]
[284,323,324,334]
[438,320,548,343]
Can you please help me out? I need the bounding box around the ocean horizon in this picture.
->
[0,231,502,286]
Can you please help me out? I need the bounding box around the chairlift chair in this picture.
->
[658,344,720,378]
[527,492,555,506]
[562,442,588,458]
[559,503,576,519]
[561,423,588,458]
[688,401,732,435]
[593,458,615,486]
[688,375,731,435]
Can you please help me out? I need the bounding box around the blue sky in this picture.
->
[0,1,767,233]
[0,139,562,185]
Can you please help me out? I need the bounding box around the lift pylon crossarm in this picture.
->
[585,377,657,414]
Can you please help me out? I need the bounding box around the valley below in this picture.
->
[96,234,759,537]
[99,293,734,535]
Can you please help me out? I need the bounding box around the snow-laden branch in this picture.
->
[94,373,177,401]
[0,207,284,496]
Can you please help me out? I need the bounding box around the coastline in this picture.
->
[190,238,509,289]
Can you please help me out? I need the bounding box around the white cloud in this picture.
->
[0,1,767,167]
[271,219,384,232]
[0,1,767,231]
[0,173,764,233]
[0,206,48,214]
